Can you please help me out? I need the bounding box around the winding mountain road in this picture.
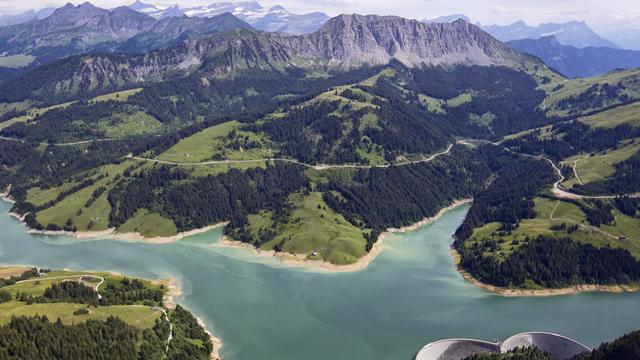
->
[457,139,639,200]
[127,143,457,171]
[0,136,121,147]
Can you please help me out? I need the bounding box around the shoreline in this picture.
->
[25,223,227,244]
[450,248,640,296]
[2,186,226,244]
[219,199,473,273]
[162,277,223,360]
[0,264,224,360]
[196,316,223,360]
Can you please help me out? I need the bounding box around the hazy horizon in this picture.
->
[0,0,638,32]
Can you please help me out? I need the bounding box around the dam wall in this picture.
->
[415,331,591,360]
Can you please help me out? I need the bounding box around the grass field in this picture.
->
[561,141,640,187]
[27,181,80,207]
[447,91,474,107]
[0,267,29,279]
[0,302,162,329]
[0,101,75,131]
[2,270,162,297]
[90,88,143,103]
[34,161,138,231]
[541,68,640,116]
[0,89,143,132]
[0,269,164,330]
[118,209,178,238]
[580,101,640,128]
[157,121,275,163]
[308,86,377,112]
[188,161,267,177]
[97,111,164,139]
[467,197,640,260]
[0,54,35,68]
[243,192,369,264]
[359,68,396,87]
[418,94,446,113]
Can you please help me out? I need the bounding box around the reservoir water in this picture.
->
[0,201,638,359]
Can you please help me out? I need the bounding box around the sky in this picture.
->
[0,0,638,31]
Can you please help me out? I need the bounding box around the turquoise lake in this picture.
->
[0,200,638,359]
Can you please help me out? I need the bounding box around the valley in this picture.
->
[1,3,640,358]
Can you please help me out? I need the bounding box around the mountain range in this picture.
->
[127,0,329,34]
[0,14,538,102]
[0,7,56,27]
[0,2,254,80]
[508,36,640,78]
[482,20,620,49]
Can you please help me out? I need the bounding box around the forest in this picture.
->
[403,64,549,137]
[462,329,640,359]
[108,163,308,232]
[579,330,640,360]
[453,152,556,244]
[0,313,208,360]
[459,236,640,288]
[573,150,640,196]
[323,146,494,250]
[502,121,640,162]
[166,305,213,360]
[464,347,551,360]
[0,316,140,360]
[557,83,631,114]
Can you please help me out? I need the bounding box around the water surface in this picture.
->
[0,201,638,360]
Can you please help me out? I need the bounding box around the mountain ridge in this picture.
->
[483,20,619,49]
[0,3,255,81]
[0,14,542,102]
[508,36,640,78]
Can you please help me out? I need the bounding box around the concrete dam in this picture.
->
[415,332,592,360]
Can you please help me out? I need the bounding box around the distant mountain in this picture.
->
[0,3,157,61]
[483,20,619,49]
[128,1,185,19]
[127,1,330,34]
[422,14,470,24]
[0,2,253,80]
[117,13,254,53]
[1,14,541,101]
[0,7,56,27]
[508,36,640,78]
[602,30,640,51]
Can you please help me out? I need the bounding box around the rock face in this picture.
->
[1,14,538,101]
[302,15,524,69]
[508,36,640,78]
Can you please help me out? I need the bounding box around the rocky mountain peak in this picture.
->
[308,14,522,68]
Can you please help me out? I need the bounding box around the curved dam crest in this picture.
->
[0,201,638,360]
[415,332,591,360]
